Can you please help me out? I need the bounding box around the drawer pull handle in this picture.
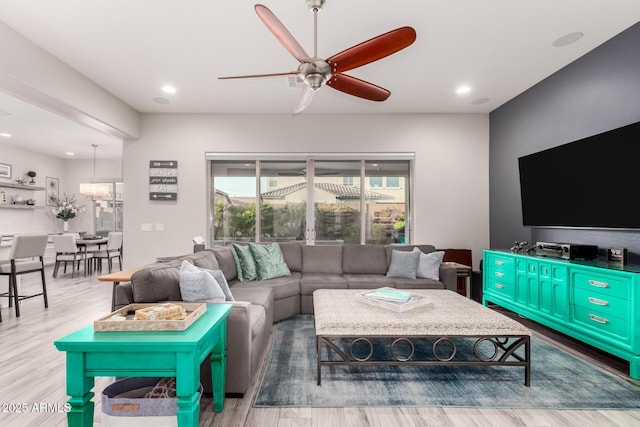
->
[588,297,609,306]
[494,284,504,289]
[588,280,609,288]
[495,260,505,266]
[494,272,505,278]
[588,314,609,324]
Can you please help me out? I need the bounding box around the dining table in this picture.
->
[75,237,107,275]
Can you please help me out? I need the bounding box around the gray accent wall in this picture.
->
[489,22,640,257]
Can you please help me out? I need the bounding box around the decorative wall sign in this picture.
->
[0,163,11,179]
[606,247,628,265]
[46,176,60,206]
[149,160,178,201]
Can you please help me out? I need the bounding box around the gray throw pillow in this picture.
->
[414,248,445,280]
[178,260,226,302]
[386,249,420,279]
[205,269,235,301]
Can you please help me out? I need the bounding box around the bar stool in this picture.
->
[0,234,49,319]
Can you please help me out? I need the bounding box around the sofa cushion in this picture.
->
[278,242,302,272]
[415,249,445,280]
[229,286,274,313]
[342,244,388,275]
[302,245,343,274]
[386,249,420,279]
[130,261,183,303]
[186,250,221,270]
[343,274,396,289]
[154,250,220,270]
[249,242,291,280]
[178,260,226,302]
[210,246,238,281]
[234,272,301,301]
[300,273,348,295]
[232,243,258,282]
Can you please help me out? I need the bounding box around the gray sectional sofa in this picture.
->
[113,242,458,396]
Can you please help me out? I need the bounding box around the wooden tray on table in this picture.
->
[94,302,206,332]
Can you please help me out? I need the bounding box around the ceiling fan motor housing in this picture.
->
[299,59,331,90]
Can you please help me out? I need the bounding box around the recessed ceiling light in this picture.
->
[0,132,11,138]
[153,97,170,104]
[471,97,490,105]
[553,32,584,47]
[456,86,471,94]
[162,85,177,94]
[65,152,75,156]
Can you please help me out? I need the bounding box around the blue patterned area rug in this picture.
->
[254,315,640,409]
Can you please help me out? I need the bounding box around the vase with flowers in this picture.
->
[52,194,85,232]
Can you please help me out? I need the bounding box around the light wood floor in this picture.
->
[2,271,640,427]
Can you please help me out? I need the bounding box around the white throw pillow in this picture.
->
[413,248,445,280]
[179,260,226,302]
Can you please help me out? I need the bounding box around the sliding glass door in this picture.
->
[312,161,362,244]
[94,182,123,237]
[209,155,411,246]
[259,161,307,243]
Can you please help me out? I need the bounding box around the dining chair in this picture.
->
[93,232,123,273]
[52,234,93,278]
[0,234,49,319]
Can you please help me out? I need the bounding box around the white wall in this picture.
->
[123,113,490,269]
[0,143,122,235]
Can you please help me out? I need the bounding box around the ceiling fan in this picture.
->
[219,0,417,114]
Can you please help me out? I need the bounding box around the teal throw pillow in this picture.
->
[231,243,258,282]
[386,249,420,279]
[178,260,226,302]
[249,242,291,280]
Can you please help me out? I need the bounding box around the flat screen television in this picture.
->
[518,120,640,229]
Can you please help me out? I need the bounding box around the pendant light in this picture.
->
[79,144,109,200]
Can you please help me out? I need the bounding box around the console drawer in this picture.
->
[485,280,514,299]
[572,305,629,341]
[572,270,631,300]
[573,287,628,317]
[485,253,515,284]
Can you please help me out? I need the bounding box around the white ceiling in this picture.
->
[0,0,639,158]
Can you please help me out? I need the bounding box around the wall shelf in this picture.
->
[0,204,44,210]
[0,182,45,191]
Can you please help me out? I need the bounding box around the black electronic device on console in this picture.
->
[535,242,598,260]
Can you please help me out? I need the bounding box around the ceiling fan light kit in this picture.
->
[219,1,416,114]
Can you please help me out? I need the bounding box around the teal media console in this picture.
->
[483,249,640,379]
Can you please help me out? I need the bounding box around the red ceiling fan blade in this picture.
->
[326,73,390,102]
[327,26,416,73]
[255,4,311,63]
[218,71,298,80]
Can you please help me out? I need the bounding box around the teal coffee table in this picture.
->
[54,304,231,427]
